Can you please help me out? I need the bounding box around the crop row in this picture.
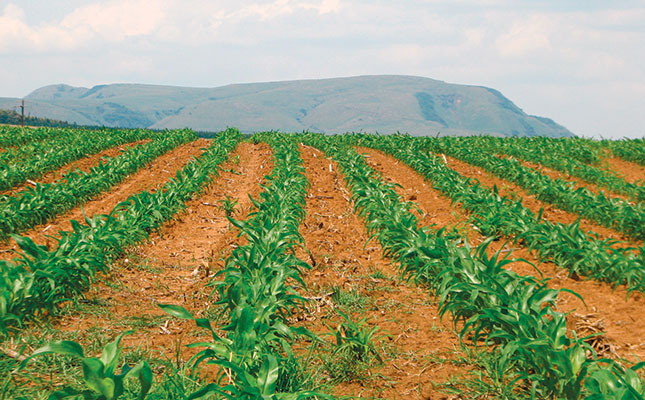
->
[353,134,645,292]
[603,137,645,166]
[416,136,645,241]
[0,125,69,148]
[0,129,241,336]
[162,132,326,399]
[0,129,196,241]
[0,127,99,166]
[0,127,154,191]
[464,136,644,202]
[301,133,643,399]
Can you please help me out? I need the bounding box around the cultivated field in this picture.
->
[0,126,643,399]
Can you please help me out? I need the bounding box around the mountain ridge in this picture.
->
[0,75,573,137]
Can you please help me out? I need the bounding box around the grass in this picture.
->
[330,286,370,313]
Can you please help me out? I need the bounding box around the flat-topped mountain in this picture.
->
[0,75,573,137]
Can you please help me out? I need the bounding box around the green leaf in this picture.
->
[159,303,194,319]
[257,355,279,396]
[100,331,132,376]
[82,358,116,399]
[19,340,85,370]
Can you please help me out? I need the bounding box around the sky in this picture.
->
[0,0,644,138]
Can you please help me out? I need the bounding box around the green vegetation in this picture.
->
[0,129,240,336]
[301,132,644,399]
[0,127,154,191]
[18,331,152,400]
[1,129,643,399]
[0,129,195,240]
[461,136,643,202]
[413,135,645,240]
[0,108,77,128]
[603,137,645,166]
[161,132,326,399]
[355,133,645,292]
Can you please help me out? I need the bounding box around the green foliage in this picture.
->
[0,127,156,192]
[415,135,645,240]
[464,136,643,202]
[0,129,241,335]
[300,132,643,399]
[161,133,329,399]
[0,128,196,240]
[585,360,644,399]
[603,137,645,166]
[217,195,238,218]
[359,133,645,292]
[330,310,383,363]
[17,331,152,400]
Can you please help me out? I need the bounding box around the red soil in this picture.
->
[602,156,645,186]
[0,139,210,258]
[53,141,274,359]
[295,144,471,399]
[359,147,645,363]
[0,139,151,196]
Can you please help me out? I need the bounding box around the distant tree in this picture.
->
[0,109,78,128]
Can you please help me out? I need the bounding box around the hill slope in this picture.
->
[0,75,573,137]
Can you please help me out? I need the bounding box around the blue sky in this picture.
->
[1,0,644,138]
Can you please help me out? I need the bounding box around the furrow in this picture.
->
[295,144,471,399]
[0,139,209,257]
[361,147,645,362]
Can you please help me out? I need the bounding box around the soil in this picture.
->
[427,150,642,248]
[6,140,644,398]
[52,142,274,360]
[295,145,472,399]
[509,156,632,203]
[358,147,645,363]
[0,139,211,258]
[601,156,645,186]
[0,139,151,196]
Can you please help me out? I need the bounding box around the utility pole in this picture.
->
[20,99,25,127]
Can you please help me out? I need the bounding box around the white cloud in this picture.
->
[0,0,167,52]
[1,1,644,137]
[229,0,341,20]
[495,14,553,57]
[60,0,167,41]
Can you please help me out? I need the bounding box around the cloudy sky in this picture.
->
[1,0,644,138]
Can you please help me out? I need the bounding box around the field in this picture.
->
[0,125,644,399]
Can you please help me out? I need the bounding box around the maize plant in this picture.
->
[409,135,645,240]
[0,129,241,335]
[459,136,643,202]
[0,128,195,240]
[355,133,645,293]
[300,132,643,399]
[162,133,329,399]
[603,137,645,166]
[0,125,70,148]
[18,331,152,400]
[0,127,154,191]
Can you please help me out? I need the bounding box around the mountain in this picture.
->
[0,75,573,137]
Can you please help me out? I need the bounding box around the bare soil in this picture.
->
[0,139,210,258]
[53,142,274,359]
[358,147,645,363]
[602,156,645,186]
[0,139,151,197]
[431,151,641,247]
[295,145,472,399]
